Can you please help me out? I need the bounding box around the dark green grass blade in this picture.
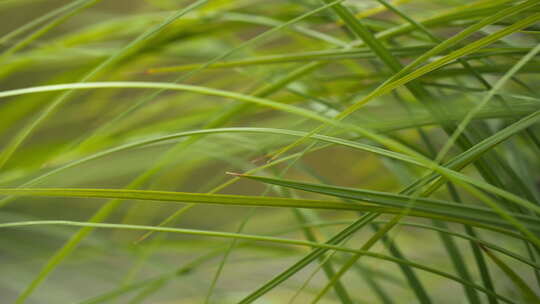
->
[5,2,211,303]
[481,245,540,303]
[0,219,518,304]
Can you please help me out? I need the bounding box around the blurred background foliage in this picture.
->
[1,0,540,303]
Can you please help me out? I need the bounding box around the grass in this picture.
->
[0,0,539,303]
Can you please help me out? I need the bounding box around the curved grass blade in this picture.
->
[72,0,347,154]
[435,43,540,164]
[1,186,538,234]
[0,220,517,304]
[480,245,540,303]
[0,0,102,60]
[146,45,434,74]
[0,0,209,172]
[2,82,539,222]
[228,175,540,233]
[270,1,540,160]
[0,0,90,47]
[4,2,211,303]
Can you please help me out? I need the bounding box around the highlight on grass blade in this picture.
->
[2,1,540,303]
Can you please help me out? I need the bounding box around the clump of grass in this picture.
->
[1,0,539,303]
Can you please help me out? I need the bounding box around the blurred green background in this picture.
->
[1,0,540,303]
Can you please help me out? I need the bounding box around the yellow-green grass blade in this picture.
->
[0,186,538,234]
[2,82,539,218]
[271,1,540,160]
[0,0,210,172]
[0,220,516,304]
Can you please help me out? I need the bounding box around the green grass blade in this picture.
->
[271,2,540,159]
[481,245,540,303]
[5,3,211,303]
[0,0,89,46]
[0,219,516,304]
[0,0,209,171]
[3,81,538,222]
